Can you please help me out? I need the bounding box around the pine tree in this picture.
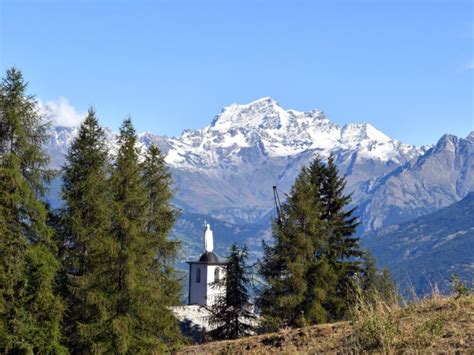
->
[303,157,338,324]
[106,118,183,353]
[140,144,183,349]
[59,108,115,351]
[376,268,396,301]
[258,155,364,330]
[208,244,255,340]
[360,251,378,296]
[321,155,360,263]
[359,251,396,303]
[258,168,318,330]
[0,68,65,353]
[319,154,362,320]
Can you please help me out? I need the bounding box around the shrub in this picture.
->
[352,286,401,351]
[450,274,469,299]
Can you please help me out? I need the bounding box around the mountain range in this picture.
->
[46,98,473,229]
[44,98,474,290]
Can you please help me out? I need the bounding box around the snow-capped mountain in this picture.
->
[47,97,422,168]
[162,97,422,171]
[45,97,429,226]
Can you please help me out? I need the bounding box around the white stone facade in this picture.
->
[188,263,225,306]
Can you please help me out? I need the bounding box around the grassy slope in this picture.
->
[176,294,473,354]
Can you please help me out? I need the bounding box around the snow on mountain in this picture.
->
[46,97,423,170]
[46,126,80,168]
[45,97,428,225]
[162,97,422,171]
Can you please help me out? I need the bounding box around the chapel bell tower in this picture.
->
[187,224,226,306]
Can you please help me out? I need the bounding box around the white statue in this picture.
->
[204,223,214,252]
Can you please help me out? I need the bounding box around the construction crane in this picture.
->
[273,185,282,225]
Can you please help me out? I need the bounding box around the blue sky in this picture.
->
[1,0,472,145]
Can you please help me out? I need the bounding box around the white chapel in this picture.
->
[187,224,226,306]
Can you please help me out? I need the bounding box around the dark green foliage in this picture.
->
[108,117,150,352]
[0,68,65,353]
[258,169,317,330]
[359,251,397,303]
[321,155,361,262]
[258,155,363,330]
[139,143,183,348]
[59,108,115,351]
[142,145,180,274]
[104,118,183,353]
[208,244,256,340]
[58,114,183,352]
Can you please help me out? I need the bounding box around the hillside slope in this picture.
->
[177,295,474,354]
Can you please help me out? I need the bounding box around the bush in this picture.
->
[450,274,469,299]
[352,286,401,351]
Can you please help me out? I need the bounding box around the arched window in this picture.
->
[196,267,201,283]
[214,267,220,281]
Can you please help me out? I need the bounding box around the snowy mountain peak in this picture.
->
[161,98,425,170]
[210,98,330,132]
[341,123,391,144]
[44,98,434,225]
[239,96,276,107]
[210,97,285,131]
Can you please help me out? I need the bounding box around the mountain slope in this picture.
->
[177,295,474,354]
[361,132,474,230]
[363,192,474,294]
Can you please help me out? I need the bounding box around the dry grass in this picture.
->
[176,292,474,354]
[352,287,474,353]
[176,321,353,354]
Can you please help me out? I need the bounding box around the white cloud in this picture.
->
[38,97,86,127]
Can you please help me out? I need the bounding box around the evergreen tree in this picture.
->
[59,108,115,351]
[320,155,362,319]
[303,157,340,324]
[359,251,396,303]
[320,155,360,263]
[258,155,363,330]
[360,251,378,295]
[258,168,318,330]
[208,244,255,340]
[376,268,396,301]
[0,68,65,353]
[106,118,182,353]
[140,144,183,349]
